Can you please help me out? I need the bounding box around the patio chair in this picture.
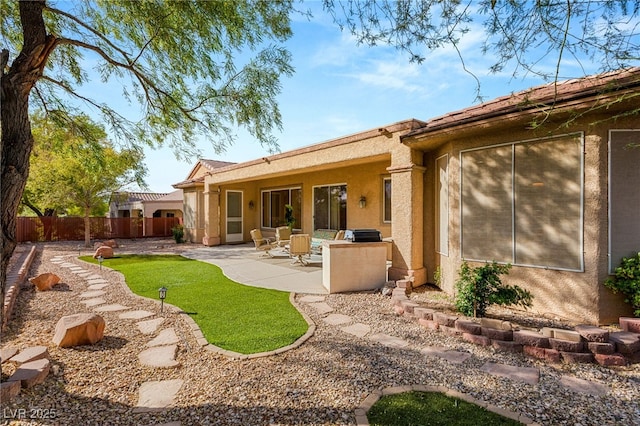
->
[289,234,311,266]
[275,226,292,248]
[250,229,276,257]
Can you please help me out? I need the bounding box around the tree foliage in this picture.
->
[25,113,146,245]
[323,0,640,95]
[0,0,295,326]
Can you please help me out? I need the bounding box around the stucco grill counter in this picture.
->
[322,232,387,293]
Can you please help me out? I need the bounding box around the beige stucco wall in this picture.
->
[417,113,638,325]
[211,160,393,244]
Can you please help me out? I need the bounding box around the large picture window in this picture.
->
[609,130,640,273]
[313,184,347,230]
[261,187,301,229]
[461,134,583,271]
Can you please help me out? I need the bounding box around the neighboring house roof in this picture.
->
[156,189,184,202]
[173,159,236,188]
[403,67,640,139]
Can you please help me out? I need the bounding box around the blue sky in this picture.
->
[128,3,602,193]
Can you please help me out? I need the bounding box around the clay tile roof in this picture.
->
[403,67,640,138]
[200,159,236,171]
[126,192,168,202]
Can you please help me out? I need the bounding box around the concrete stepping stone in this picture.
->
[560,375,608,396]
[341,323,371,338]
[8,358,51,388]
[80,290,106,298]
[87,278,108,285]
[138,345,179,368]
[369,333,409,349]
[309,302,333,315]
[137,318,165,334]
[61,263,76,268]
[147,328,180,347]
[85,274,103,280]
[133,379,183,413]
[299,295,326,303]
[421,346,472,364]
[81,298,106,307]
[119,310,155,320]
[323,314,352,325]
[8,346,49,364]
[94,304,129,312]
[1,347,20,363]
[77,272,93,278]
[87,283,110,291]
[479,362,540,385]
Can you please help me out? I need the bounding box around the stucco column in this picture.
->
[387,159,427,286]
[202,185,221,246]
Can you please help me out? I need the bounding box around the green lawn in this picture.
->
[367,391,522,426]
[80,254,308,354]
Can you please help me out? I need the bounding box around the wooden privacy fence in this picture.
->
[16,217,182,243]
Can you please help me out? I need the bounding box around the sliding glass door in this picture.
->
[313,184,347,230]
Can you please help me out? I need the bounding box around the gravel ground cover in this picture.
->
[1,240,639,425]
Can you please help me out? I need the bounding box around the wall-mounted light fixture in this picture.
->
[359,196,366,208]
[248,200,255,210]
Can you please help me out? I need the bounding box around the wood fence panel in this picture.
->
[16,217,182,242]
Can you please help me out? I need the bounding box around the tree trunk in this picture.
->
[0,0,56,327]
[84,206,91,247]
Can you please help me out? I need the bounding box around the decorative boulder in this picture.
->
[93,245,114,259]
[53,313,105,348]
[29,273,61,291]
[103,239,119,248]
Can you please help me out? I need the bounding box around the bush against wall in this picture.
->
[605,252,640,317]
[455,261,533,318]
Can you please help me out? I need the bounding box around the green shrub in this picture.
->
[454,261,533,318]
[171,224,184,244]
[605,252,640,317]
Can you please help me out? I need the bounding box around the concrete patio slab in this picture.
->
[182,245,328,294]
[479,362,540,385]
[133,379,183,413]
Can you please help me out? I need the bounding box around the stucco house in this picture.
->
[108,190,184,219]
[174,68,639,325]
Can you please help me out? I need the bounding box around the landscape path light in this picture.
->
[158,286,167,313]
[98,255,103,270]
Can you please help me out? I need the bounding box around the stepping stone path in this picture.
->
[296,294,612,419]
[7,255,186,412]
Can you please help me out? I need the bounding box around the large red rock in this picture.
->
[29,273,61,291]
[53,313,105,348]
[93,245,114,259]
